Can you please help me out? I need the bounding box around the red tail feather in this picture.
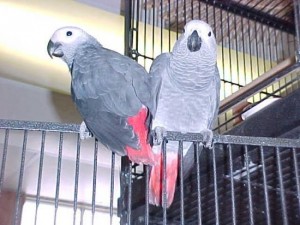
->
[149,152,178,207]
[125,107,155,165]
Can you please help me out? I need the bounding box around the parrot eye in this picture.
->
[208,31,211,37]
[182,28,185,33]
[66,31,73,36]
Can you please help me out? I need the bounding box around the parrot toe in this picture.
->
[152,126,167,145]
[201,128,214,149]
[79,121,93,140]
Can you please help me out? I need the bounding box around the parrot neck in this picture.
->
[70,41,103,73]
[63,39,102,71]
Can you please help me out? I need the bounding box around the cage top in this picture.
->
[140,0,295,34]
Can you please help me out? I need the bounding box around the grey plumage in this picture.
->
[149,20,220,206]
[71,46,152,155]
[150,20,220,146]
[47,27,155,162]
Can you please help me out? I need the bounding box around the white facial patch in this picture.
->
[184,20,215,41]
[50,27,86,44]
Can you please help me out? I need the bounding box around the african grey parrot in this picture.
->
[47,26,156,165]
[149,20,220,207]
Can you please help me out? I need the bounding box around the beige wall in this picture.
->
[0,76,81,123]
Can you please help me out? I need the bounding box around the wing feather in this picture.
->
[71,45,152,155]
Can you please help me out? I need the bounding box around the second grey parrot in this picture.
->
[149,20,220,207]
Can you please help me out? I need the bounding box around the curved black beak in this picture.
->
[47,40,63,58]
[187,30,202,52]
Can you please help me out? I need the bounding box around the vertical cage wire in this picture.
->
[0,129,9,192]
[228,144,236,225]
[14,130,28,225]
[293,0,300,61]
[126,161,132,225]
[145,165,150,225]
[244,145,254,225]
[124,0,132,57]
[260,146,271,225]
[276,147,288,225]
[110,152,116,225]
[178,140,184,225]
[162,139,167,224]
[195,142,202,225]
[34,131,46,225]
[73,134,81,225]
[54,132,64,225]
[91,140,98,225]
[212,143,219,225]
[292,147,300,216]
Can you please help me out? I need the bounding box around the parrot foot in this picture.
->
[200,129,214,149]
[79,121,93,140]
[152,126,167,145]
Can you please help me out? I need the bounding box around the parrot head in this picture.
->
[173,20,217,63]
[47,26,100,68]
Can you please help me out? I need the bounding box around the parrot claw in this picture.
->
[79,121,93,140]
[152,126,167,145]
[201,129,214,149]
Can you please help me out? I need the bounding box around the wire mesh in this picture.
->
[0,120,119,225]
[118,132,300,225]
[0,120,299,225]
[125,0,300,133]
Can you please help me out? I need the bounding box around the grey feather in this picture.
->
[148,53,170,117]
[208,65,221,129]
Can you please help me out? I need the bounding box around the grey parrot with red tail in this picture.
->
[47,26,156,165]
[149,20,220,207]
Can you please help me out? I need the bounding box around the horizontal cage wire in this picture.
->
[126,0,300,134]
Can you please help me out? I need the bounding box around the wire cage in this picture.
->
[0,1,300,225]
[124,0,300,133]
[118,0,300,224]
